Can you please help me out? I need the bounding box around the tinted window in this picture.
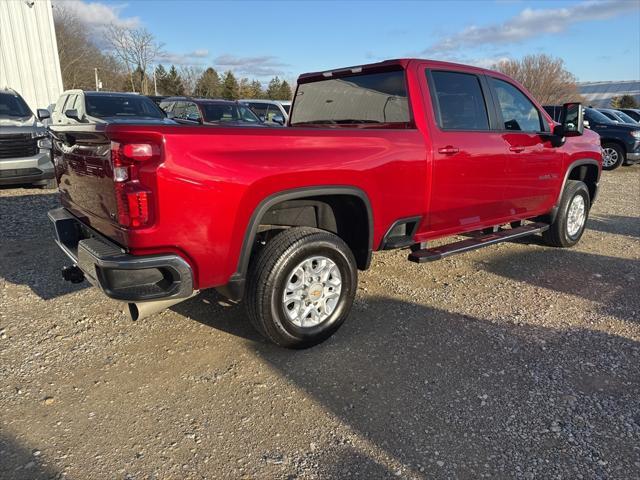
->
[266,104,283,121]
[201,103,260,123]
[85,95,163,118]
[290,69,411,126]
[490,78,542,132]
[248,102,268,117]
[172,102,187,119]
[159,101,174,112]
[584,108,613,124]
[430,71,489,130]
[281,104,290,114]
[184,103,201,121]
[599,111,618,121]
[0,92,32,117]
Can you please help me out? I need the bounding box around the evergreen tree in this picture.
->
[161,65,185,96]
[248,80,264,99]
[278,80,292,100]
[611,95,639,109]
[238,77,252,98]
[221,71,239,100]
[266,76,283,100]
[194,67,221,98]
[154,64,168,94]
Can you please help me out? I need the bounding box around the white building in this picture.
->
[578,81,640,108]
[0,0,63,112]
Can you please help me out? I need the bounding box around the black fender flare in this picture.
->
[218,186,374,301]
[546,158,600,224]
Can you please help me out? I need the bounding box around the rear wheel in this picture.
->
[601,143,624,170]
[246,227,357,348]
[542,180,590,248]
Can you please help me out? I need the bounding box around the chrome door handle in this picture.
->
[438,146,459,155]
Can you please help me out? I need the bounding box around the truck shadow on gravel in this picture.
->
[587,214,640,238]
[176,293,640,478]
[480,249,640,322]
[0,191,88,300]
[0,434,64,480]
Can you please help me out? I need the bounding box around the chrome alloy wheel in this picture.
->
[602,147,619,168]
[567,194,586,238]
[282,256,342,328]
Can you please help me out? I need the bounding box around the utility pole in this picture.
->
[94,68,100,91]
[153,66,158,96]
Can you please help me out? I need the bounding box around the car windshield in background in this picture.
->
[290,69,411,127]
[85,95,164,119]
[201,103,260,123]
[282,104,290,114]
[0,92,32,118]
[585,108,614,124]
[613,110,638,124]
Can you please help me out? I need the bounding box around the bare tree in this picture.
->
[105,24,163,94]
[53,4,126,91]
[179,66,204,96]
[492,54,583,105]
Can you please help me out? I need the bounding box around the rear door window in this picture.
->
[490,78,543,132]
[428,71,490,131]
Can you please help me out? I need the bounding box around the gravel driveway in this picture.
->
[1,166,639,479]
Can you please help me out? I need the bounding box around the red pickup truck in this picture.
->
[49,59,602,348]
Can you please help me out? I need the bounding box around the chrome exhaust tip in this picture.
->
[127,292,198,321]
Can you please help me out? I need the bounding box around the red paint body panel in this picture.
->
[51,58,603,293]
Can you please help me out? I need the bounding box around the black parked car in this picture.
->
[619,108,640,122]
[544,105,640,170]
[597,108,639,125]
[159,97,268,126]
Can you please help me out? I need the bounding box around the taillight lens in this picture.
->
[111,141,159,228]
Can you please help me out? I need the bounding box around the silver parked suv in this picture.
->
[0,88,55,188]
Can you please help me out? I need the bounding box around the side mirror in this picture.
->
[557,102,584,137]
[272,114,285,125]
[258,115,266,122]
[37,108,50,121]
[64,109,81,122]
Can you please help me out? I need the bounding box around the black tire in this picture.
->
[245,227,357,349]
[601,143,624,171]
[542,180,590,248]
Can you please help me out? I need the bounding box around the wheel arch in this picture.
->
[543,159,600,225]
[600,138,627,153]
[218,186,374,301]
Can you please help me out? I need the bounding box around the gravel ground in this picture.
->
[1,166,639,480]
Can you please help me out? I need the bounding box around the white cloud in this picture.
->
[53,0,140,28]
[424,0,639,54]
[157,50,210,66]
[213,54,288,77]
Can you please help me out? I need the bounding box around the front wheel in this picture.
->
[601,143,624,170]
[245,227,357,348]
[542,180,590,248]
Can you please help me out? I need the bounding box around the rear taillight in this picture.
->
[111,141,159,228]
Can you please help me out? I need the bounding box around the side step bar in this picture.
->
[408,222,550,263]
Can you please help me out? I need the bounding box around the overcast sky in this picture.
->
[58,0,640,82]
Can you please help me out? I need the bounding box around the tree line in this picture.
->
[52,4,292,100]
[153,65,292,100]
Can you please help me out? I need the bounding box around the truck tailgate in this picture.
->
[52,126,119,228]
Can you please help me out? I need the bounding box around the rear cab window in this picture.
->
[290,68,412,128]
